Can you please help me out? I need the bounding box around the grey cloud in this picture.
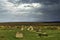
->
[35,0,60,21]
[0,0,60,22]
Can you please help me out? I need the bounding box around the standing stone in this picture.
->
[27,26,34,31]
[16,32,23,38]
[21,27,24,31]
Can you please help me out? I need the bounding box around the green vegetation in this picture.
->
[0,28,60,40]
[0,25,60,40]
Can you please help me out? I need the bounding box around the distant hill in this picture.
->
[0,22,60,26]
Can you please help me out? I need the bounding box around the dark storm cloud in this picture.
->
[34,0,60,4]
[33,0,60,21]
[0,0,60,22]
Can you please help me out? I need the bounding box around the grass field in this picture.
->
[0,29,60,40]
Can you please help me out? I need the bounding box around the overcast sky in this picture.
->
[0,0,60,22]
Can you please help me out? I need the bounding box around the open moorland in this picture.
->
[0,22,60,40]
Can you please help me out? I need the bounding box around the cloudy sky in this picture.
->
[0,0,60,22]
